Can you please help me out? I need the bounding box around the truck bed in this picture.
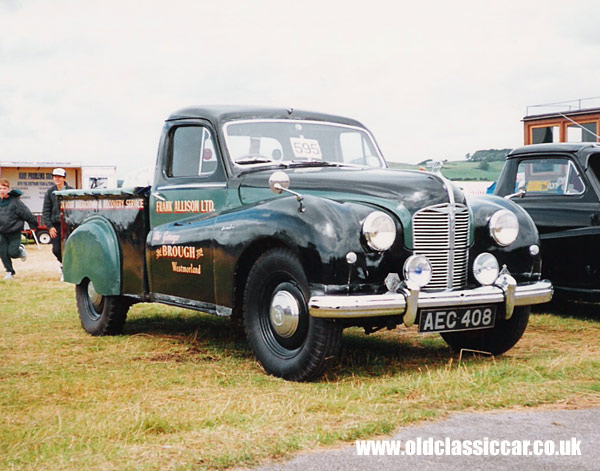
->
[58,187,150,296]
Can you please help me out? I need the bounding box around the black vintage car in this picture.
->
[59,106,552,381]
[494,142,600,301]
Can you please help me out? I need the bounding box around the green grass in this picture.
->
[439,160,505,181]
[1,275,600,470]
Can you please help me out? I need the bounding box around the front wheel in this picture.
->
[75,279,130,336]
[441,306,530,355]
[243,248,342,381]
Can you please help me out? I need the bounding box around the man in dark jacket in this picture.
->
[42,168,72,272]
[0,178,38,280]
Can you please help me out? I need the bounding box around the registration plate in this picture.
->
[418,305,496,333]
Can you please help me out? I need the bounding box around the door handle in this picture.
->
[151,191,166,202]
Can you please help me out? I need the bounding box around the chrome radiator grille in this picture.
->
[412,203,470,291]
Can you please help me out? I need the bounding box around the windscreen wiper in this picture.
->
[235,157,289,177]
[235,156,278,165]
[288,160,365,168]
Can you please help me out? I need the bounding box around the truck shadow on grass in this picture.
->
[534,299,600,320]
[331,330,463,379]
[123,313,472,379]
[124,314,252,359]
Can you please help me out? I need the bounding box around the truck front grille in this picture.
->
[412,203,470,291]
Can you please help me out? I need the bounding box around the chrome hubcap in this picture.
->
[269,290,300,338]
[87,281,103,310]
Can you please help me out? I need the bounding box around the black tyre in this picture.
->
[243,248,342,381]
[37,231,51,244]
[75,278,129,336]
[441,306,530,355]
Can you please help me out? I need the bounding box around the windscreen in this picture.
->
[223,119,384,168]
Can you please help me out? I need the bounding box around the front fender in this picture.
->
[468,195,541,281]
[469,195,539,246]
[213,194,402,307]
[215,194,368,278]
[63,216,121,295]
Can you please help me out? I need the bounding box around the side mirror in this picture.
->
[268,171,305,213]
[504,185,527,200]
[269,171,290,194]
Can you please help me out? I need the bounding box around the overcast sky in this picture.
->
[2,0,600,178]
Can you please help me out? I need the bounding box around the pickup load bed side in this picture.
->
[61,189,148,296]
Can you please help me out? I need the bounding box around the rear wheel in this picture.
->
[75,279,129,336]
[441,306,530,355]
[243,248,342,381]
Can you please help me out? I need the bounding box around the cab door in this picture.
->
[509,156,600,292]
[147,121,227,304]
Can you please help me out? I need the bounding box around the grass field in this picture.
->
[2,246,600,470]
[439,160,505,181]
[388,160,504,181]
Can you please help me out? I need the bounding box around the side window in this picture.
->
[589,154,600,183]
[169,126,220,178]
[516,158,585,195]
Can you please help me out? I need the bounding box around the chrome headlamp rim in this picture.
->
[362,211,396,252]
[489,209,519,246]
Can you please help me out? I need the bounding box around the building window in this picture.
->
[531,126,559,144]
[567,122,597,142]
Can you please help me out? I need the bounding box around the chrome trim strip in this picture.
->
[156,183,227,190]
[308,280,553,319]
[151,293,232,317]
[443,180,456,290]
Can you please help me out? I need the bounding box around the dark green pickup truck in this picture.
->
[58,106,552,381]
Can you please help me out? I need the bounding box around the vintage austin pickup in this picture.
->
[58,106,553,381]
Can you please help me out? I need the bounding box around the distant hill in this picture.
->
[386,148,511,181]
[467,149,512,162]
[387,160,504,181]
[438,160,504,181]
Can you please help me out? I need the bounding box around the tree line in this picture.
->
[465,149,512,162]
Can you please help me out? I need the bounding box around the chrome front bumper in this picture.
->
[308,276,553,327]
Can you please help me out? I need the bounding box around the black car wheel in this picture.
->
[75,279,129,336]
[243,248,342,381]
[441,306,530,355]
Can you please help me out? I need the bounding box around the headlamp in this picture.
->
[403,255,432,288]
[362,211,396,251]
[489,210,519,246]
[473,252,499,286]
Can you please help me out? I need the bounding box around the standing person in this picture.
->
[42,168,72,279]
[0,178,38,280]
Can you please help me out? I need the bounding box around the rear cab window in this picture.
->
[515,157,585,195]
